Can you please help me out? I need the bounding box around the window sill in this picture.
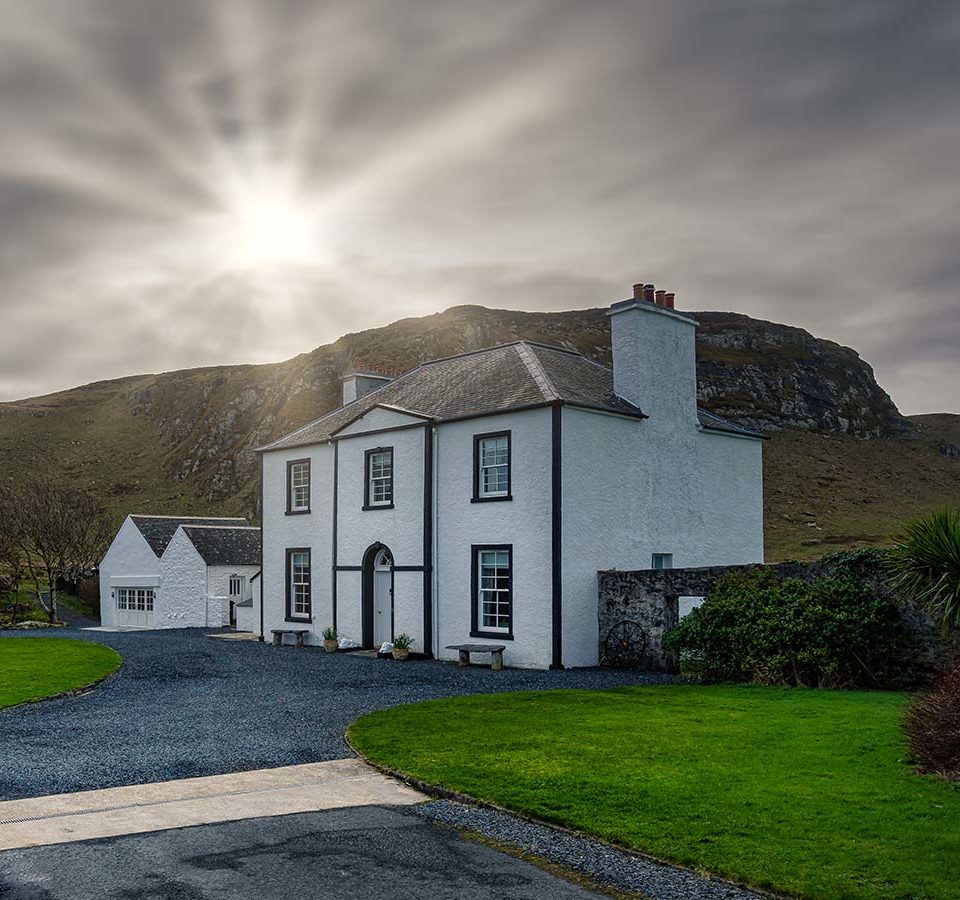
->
[471,494,512,503]
[470,630,514,641]
[362,503,395,511]
[285,616,312,624]
[285,509,311,516]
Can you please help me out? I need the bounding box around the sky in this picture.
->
[0,0,958,414]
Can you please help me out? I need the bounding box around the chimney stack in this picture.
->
[606,281,698,424]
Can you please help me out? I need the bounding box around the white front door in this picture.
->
[117,587,154,628]
[373,550,392,646]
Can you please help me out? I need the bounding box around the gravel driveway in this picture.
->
[0,629,676,800]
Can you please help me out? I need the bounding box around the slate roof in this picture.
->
[260,340,763,452]
[130,516,249,557]
[180,525,262,567]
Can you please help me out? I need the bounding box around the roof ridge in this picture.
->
[516,342,559,402]
[180,524,261,531]
[131,515,247,521]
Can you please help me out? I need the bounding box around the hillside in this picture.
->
[0,305,956,561]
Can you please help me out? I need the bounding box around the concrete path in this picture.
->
[0,760,423,851]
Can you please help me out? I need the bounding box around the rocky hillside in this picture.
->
[0,304,954,561]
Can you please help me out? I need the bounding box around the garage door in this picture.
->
[117,587,154,628]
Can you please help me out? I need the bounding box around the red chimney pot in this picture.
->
[664,292,676,309]
[642,284,655,303]
[632,283,644,300]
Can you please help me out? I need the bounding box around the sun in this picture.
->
[216,174,328,271]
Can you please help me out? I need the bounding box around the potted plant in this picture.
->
[322,626,339,653]
[392,633,413,660]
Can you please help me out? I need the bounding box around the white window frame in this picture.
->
[228,574,245,598]
[473,545,512,636]
[365,448,393,508]
[117,587,154,612]
[288,460,311,513]
[475,433,510,500]
[287,549,311,620]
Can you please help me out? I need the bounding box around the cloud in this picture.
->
[0,0,958,415]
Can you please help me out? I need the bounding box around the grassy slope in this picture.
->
[0,376,244,523]
[0,637,121,708]
[765,416,960,560]
[350,686,960,900]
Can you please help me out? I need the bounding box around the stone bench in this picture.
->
[271,629,309,648]
[446,643,506,671]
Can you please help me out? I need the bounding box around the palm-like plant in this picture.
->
[889,508,960,633]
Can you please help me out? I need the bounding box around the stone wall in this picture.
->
[598,556,947,674]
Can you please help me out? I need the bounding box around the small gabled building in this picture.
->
[256,284,766,668]
[99,515,260,629]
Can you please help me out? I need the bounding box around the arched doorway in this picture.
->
[361,543,393,648]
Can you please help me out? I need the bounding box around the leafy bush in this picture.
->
[904,659,960,779]
[664,568,906,688]
[888,508,960,633]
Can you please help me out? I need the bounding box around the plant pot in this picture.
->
[323,639,338,653]
[392,648,410,661]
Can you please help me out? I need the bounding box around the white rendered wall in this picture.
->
[157,529,208,628]
[207,565,261,601]
[334,416,427,649]
[235,603,257,632]
[98,517,161,628]
[561,406,764,667]
[261,444,335,645]
[434,408,553,669]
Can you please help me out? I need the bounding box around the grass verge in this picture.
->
[349,685,960,900]
[0,637,121,709]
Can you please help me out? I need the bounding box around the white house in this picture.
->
[255,284,765,668]
[99,515,260,629]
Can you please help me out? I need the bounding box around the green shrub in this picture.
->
[664,569,906,688]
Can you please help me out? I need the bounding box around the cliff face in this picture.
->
[694,311,912,438]
[1,303,944,563]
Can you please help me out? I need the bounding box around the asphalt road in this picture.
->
[0,806,605,899]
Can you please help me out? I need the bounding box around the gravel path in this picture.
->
[418,801,766,900]
[0,628,677,800]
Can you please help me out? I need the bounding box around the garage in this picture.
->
[116,587,155,628]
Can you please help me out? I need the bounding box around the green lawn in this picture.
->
[0,638,121,709]
[349,686,960,900]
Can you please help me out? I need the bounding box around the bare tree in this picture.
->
[15,481,112,623]
[0,485,28,623]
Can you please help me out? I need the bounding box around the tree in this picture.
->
[0,485,28,623]
[14,481,112,623]
[889,508,960,634]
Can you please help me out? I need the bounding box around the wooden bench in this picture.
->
[446,643,506,671]
[271,629,309,648]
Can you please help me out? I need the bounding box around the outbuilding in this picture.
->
[99,515,260,629]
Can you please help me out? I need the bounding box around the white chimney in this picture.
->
[606,282,698,426]
[341,371,394,406]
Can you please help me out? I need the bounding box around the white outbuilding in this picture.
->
[98,515,260,629]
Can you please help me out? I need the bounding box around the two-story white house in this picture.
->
[256,284,765,668]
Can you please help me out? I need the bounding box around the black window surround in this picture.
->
[285,547,312,623]
[285,458,311,515]
[363,446,395,510]
[471,430,512,503]
[470,543,514,640]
